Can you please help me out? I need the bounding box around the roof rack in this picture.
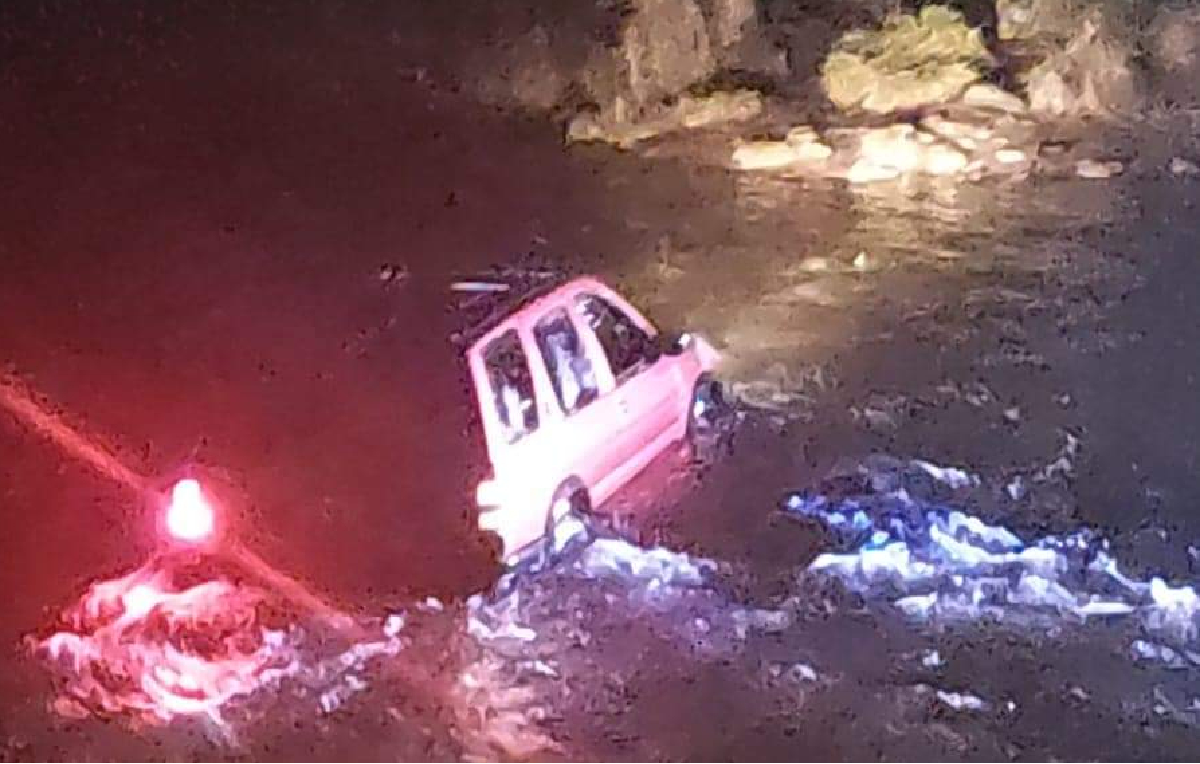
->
[448,264,566,349]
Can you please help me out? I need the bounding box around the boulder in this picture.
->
[961,82,1027,113]
[821,6,994,113]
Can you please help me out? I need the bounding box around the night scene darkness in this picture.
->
[3,0,1200,760]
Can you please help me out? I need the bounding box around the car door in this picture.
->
[472,326,550,548]
[528,307,616,493]
[574,291,680,489]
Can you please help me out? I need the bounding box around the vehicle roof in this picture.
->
[450,271,610,353]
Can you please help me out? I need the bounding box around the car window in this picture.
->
[576,294,653,381]
[481,329,538,444]
[534,309,599,415]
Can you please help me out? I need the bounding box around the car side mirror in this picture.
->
[646,331,687,363]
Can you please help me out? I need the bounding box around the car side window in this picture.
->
[576,294,653,381]
[533,309,599,415]
[482,329,538,444]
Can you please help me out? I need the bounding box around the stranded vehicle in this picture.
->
[149,270,725,585]
[459,273,723,563]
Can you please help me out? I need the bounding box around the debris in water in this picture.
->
[1170,157,1200,176]
[1006,475,1027,501]
[377,263,409,284]
[935,689,986,711]
[912,459,978,489]
[1075,158,1123,178]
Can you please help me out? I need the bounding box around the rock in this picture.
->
[1025,68,1071,116]
[1075,158,1123,178]
[731,123,832,169]
[920,114,992,146]
[676,89,763,128]
[845,123,969,182]
[793,140,834,162]
[846,157,903,183]
[621,0,715,107]
[857,124,923,172]
[1170,156,1200,176]
[733,138,831,169]
[785,125,819,144]
[1023,13,1141,117]
[570,89,762,148]
[994,148,1027,163]
[961,83,1027,113]
[923,144,970,174]
[821,6,994,114]
[566,112,659,148]
[733,141,802,170]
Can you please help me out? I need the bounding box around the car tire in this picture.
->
[539,482,591,568]
[686,375,731,463]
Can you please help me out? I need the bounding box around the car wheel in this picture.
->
[540,484,591,568]
[686,376,731,463]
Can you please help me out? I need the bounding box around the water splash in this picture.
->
[31,556,402,737]
[32,558,298,727]
[783,459,1200,650]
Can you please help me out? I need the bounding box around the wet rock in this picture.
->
[570,89,763,148]
[1170,156,1200,176]
[961,82,1027,113]
[732,140,806,170]
[561,0,778,146]
[731,126,833,169]
[994,147,1028,163]
[844,124,969,182]
[822,7,994,114]
[1075,158,1123,178]
[678,89,764,128]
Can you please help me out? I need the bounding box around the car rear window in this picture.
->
[482,329,538,444]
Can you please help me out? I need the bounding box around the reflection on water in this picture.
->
[624,170,1134,416]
